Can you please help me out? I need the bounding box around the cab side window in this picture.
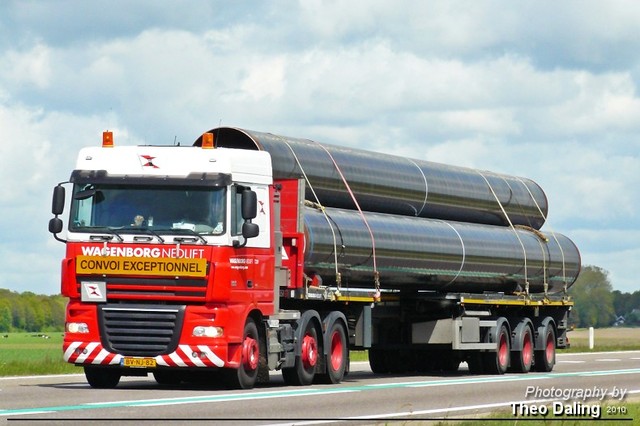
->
[230,185,249,236]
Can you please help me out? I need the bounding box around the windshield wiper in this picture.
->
[129,227,165,243]
[84,227,124,242]
[158,228,208,244]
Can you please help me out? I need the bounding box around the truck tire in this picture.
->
[283,313,320,386]
[509,320,534,373]
[316,321,348,384]
[484,321,510,374]
[534,323,556,372]
[84,366,121,389]
[368,348,389,374]
[224,318,260,389]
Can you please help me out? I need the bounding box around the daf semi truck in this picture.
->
[49,127,580,389]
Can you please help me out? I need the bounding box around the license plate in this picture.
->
[122,357,157,368]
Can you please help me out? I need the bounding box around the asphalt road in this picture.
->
[2,351,640,425]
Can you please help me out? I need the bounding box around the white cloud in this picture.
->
[0,43,52,89]
[0,101,128,294]
[240,57,286,100]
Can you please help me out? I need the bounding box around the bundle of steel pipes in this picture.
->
[197,127,581,293]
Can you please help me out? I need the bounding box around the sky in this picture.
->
[0,1,639,295]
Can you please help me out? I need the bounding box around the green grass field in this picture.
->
[564,327,640,352]
[0,332,79,376]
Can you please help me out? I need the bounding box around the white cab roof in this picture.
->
[75,145,273,185]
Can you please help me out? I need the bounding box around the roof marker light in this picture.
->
[202,132,215,149]
[102,131,114,148]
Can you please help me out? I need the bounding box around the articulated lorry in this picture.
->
[49,127,580,389]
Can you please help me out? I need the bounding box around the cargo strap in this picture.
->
[501,176,549,295]
[314,141,381,299]
[278,137,343,290]
[516,177,568,294]
[478,171,530,294]
[515,224,549,294]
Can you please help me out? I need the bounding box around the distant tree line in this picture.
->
[0,264,638,332]
[0,289,66,332]
[569,265,640,328]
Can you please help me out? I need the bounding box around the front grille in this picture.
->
[77,277,207,302]
[98,304,185,356]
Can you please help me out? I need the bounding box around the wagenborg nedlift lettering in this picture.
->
[81,245,205,259]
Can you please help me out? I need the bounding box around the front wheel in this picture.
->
[84,366,121,389]
[223,318,260,389]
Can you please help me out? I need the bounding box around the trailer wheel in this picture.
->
[317,321,348,384]
[283,314,319,386]
[484,322,510,374]
[224,318,260,389]
[84,366,121,389]
[509,321,534,373]
[534,324,556,372]
[368,348,388,374]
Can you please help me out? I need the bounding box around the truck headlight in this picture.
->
[66,322,89,333]
[193,326,223,337]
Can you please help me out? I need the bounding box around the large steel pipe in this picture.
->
[198,127,549,229]
[303,206,580,294]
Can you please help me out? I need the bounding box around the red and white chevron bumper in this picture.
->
[64,341,225,368]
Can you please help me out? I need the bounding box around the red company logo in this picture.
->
[140,155,159,169]
[87,284,102,298]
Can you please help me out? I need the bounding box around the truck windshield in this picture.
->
[69,184,226,235]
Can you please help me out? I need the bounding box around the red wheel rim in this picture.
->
[522,330,533,367]
[545,332,554,363]
[498,332,509,367]
[329,330,344,371]
[301,333,318,369]
[242,336,259,371]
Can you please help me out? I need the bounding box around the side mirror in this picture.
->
[49,217,63,234]
[52,185,66,215]
[241,190,257,220]
[233,190,259,248]
[50,182,68,243]
[242,222,259,239]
